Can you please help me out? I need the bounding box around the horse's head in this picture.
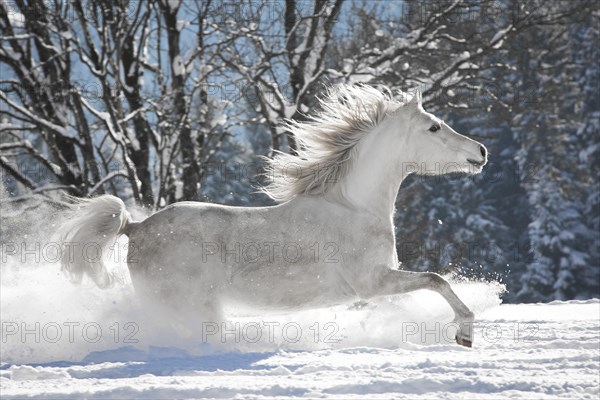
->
[389,90,488,176]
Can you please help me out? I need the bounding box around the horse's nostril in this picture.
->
[480,146,487,158]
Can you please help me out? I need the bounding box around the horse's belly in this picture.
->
[222,264,357,310]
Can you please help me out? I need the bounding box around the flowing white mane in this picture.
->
[262,84,406,202]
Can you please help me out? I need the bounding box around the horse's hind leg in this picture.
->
[361,267,474,347]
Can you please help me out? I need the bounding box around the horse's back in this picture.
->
[125,201,282,276]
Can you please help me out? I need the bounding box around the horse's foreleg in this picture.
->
[361,267,474,347]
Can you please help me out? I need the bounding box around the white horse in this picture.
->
[59,85,487,347]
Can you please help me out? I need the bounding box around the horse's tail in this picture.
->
[57,195,131,288]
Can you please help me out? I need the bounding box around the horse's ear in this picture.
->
[408,89,422,108]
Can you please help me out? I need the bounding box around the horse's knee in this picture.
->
[425,272,450,291]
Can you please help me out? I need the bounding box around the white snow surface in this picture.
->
[1,256,599,399]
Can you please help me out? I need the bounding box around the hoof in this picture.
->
[456,335,472,348]
[454,311,474,348]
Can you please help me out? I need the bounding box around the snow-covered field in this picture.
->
[1,257,598,399]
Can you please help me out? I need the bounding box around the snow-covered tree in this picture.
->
[506,1,599,301]
[0,0,231,208]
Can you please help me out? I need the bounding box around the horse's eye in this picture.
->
[429,124,440,132]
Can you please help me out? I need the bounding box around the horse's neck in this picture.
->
[340,126,410,220]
